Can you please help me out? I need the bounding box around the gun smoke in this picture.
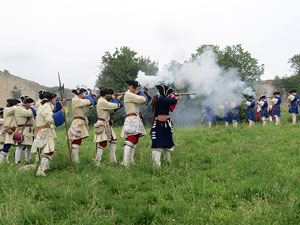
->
[137,48,256,126]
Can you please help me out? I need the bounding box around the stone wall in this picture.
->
[0,71,43,107]
[254,80,287,104]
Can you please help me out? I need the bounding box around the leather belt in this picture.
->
[35,125,51,136]
[74,116,85,121]
[155,115,171,120]
[126,113,138,117]
[4,126,14,129]
[17,124,33,127]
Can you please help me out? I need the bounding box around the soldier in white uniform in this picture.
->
[0,108,4,151]
[68,88,96,163]
[94,88,123,166]
[14,96,36,164]
[0,99,20,164]
[32,91,65,176]
[121,80,151,166]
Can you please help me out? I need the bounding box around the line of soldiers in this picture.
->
[0,81,180,176]
[216,90,299,127]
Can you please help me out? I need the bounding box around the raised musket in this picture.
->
[174,92,197,96]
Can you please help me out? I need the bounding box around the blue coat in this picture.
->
[222,103,232,122]
[246,100,255,120]
[289,94,299,114]
[231,105,240,121]
[261,100,269,118]
[273,96,281,116]
[151,96,178,149]
[205,105,216,122]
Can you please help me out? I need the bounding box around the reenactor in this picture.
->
[94,88,123,166]
[14,96,36,164]
[220,101,231,126]
[271,92,281,126]
[244,96,255,127]
[0,108,4,151]
[0,99,20,163]
[203,104,216,128]
[31,91,65,176]
[68,88,96,163]
[258,96,269,126]
[121,80,151,166]
[287,89,298,124]
[231,102,240,128]
[150,84,179,167]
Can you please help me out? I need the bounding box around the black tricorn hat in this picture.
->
[0,108,4,115]
[259,95,266,100]
[39,90,47,100]
[72,88,87,95]
[156,84,174,97]
[103,88,114,95]
[126,80,140,88]
[273,91,280,95]
[289,89,297,93]
[21,95,34,104]
[7,99,20,106]
[43,91,57,101]
[248,96,254,100]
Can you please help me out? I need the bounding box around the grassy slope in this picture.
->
[1,113,300,224]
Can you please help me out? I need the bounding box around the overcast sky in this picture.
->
[1,0,299,88]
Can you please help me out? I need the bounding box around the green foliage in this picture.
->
[96,46,158,92]
[1,121,300,224]
[3,69,11,75]
[192,44,264,84]
[274,54,300,92]
[288,54,300,75]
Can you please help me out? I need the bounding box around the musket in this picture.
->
[56,97,72,102]
[115,92,125,96]
[174,92,197,96]
[58,72,74,172]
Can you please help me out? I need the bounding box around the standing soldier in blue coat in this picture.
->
[219,101,231,126]
[203,104,216,128]
[244,96,255,127]
[271,92,281,126]
[150,84,179,167]
[231,102,240,128]
[287,89,298,124]
[258,96,269,126]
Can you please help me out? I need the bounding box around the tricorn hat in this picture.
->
[126,80,140,88]
[248,96,254,100]
[103,88,114,95]
[273,91,280,95]
[259,95,266,100]
[289,89,297,93]
[0,108,4,115]
[156,84,174,97]
[21,95,34,104]
[42,91,57,101]
[39,90,47,100]
[72,88,87,95]
[7,99,20,106]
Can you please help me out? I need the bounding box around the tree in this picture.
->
[192,44,264,84]
[96,46,158,92]
[273,54,300,93]
[288,54,300,75]
[88,47,158,125]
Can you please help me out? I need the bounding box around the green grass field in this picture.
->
[1,114,300,224]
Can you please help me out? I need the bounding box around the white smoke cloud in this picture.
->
[137,47,256,125]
